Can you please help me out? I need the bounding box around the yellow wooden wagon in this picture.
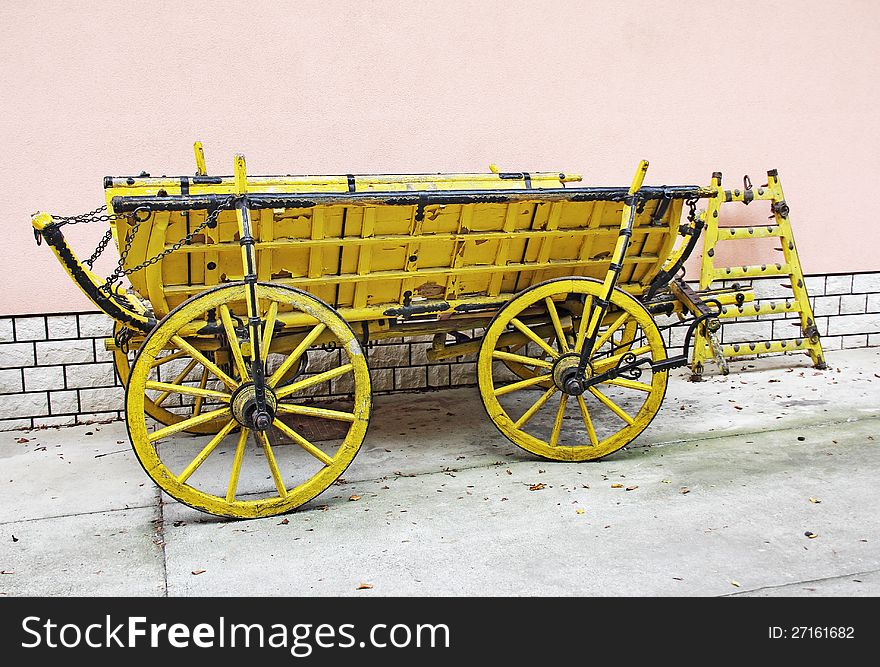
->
[30,145,821,518]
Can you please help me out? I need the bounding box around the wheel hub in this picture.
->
[552,352,591,396]
[230,382,278,430]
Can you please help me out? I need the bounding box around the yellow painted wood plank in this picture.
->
[353,207,376,308]
[308,208,325,279]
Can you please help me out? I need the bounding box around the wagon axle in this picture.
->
[230,380,277,431]
[552,353,591,396]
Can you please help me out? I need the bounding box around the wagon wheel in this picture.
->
[126,282,372,518]
[478,277,668,461]
[499,308,640,387]
[113,322,226,435]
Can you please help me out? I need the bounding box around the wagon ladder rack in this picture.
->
[691,169,826,380]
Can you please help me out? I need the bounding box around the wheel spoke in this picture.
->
[269,323,326,388]
[510,318,558,359]
[275,403,356,423]
[146,380,231,401]
[514,386,557,428]
[587,386,635,425]
[177,420,237,483]
[549,394,569,447]
[272,418,334,466]
[602,377,653,393]
[274,363,353,399]
[171,335,238,390]
[594,311,630,351]
[153,358,199,407]
[219,304,250,382]
[225,427,249,503]
[258,431,288,498]
[193,367,209,416]
[544,298,570,353]
[151,349,187,368]
[148,406,231,442]
[494,373,554,397]
[261,301,279,363]
[492,349,553,369]
[576,395,599,447]
[574,295,595,353]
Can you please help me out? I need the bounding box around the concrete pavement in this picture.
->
[1,347,878,596]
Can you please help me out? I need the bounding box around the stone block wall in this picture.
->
[1,271,877,430]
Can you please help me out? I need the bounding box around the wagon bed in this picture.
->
[105,173,702,320]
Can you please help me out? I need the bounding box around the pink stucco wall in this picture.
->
[1,1,878,315]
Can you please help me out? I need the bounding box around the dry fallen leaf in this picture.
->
[680,487,690,494]
[731,580,741,588]
[357,583,373,590]
[15,438,29,443]
[611,483,624,489]
[625,485,638,491]
[191,569,206,575]
[575,508,586,515]
[804,531,818,539]
[278,518,289,525]
[349,495,361,501]
[529,483,546,491]
[808,497,821,504]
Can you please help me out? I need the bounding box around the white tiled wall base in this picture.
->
[1,271,878,430]
[667,272,880,355]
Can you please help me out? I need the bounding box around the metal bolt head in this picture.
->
[254,411,272,431]
[563,377,584,396]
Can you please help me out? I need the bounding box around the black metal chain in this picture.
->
[51,204,126,226]
[685,197,699,223]
[49,198,234,294]
[50,205,132,267]
[100,198,232,295]
[84,230,114,268]
[113,324,135,355]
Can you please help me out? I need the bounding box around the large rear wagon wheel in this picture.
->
[126,282,372,518]
[478,278,668,461]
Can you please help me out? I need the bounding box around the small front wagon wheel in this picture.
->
[126,282,372,518]
[478,277,668,461]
